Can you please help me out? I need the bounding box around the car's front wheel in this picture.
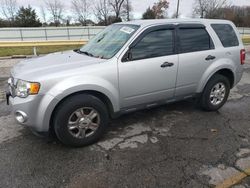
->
[200,74,230,111]
[53,94,109,147]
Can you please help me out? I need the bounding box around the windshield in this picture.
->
[80,24,140,59]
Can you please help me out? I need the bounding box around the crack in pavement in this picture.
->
[1,61,250,187]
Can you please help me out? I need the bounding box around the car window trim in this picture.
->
[176,24,215,54]
[122,24,177,62]
[211,23,239,48]
[178,24,205,29]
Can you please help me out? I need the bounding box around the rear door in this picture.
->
[175,24,216,97]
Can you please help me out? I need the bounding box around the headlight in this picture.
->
[16,80,40,98]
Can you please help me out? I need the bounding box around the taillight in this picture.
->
[240,49,246,65]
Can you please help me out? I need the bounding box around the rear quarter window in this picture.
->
[211,24,239,48]
[178,28,214,54]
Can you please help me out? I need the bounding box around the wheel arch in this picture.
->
[197,65,236,93]
[215,69,234,88]
[48,90,117,136]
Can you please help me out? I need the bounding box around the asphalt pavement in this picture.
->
[0,57,250,188]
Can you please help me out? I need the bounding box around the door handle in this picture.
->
[205,55,216,61]
[161,62,174,68]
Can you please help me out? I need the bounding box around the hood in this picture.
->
[11,50,106,80]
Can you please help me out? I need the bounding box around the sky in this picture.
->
[6,0,250,21]
[132,0,250,18]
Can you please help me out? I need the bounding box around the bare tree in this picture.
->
[95,0,111,25]
[193,0,228,18]
[152,0,169,19]
[122,0,132,21]
[40,6,47,24]
[44,0,64,26]
[109,0,126,21]
[72,0,91,26]
[1,0,17,23]
[62,15,72,26]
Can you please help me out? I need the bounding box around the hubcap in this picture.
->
[210,82,226,105]
[67,107,100,139]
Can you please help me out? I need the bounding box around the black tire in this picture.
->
[53,94,109,147]
[200,74,230,111]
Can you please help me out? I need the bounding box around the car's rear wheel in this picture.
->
[200,74,230,111]
[53,94,109,147]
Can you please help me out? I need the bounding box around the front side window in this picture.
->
[80,24,139,59]
[211,24,239,48]
[178,28,214,54]
[130,29,174,61]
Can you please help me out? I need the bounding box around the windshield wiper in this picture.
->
[81,51,94,57]
[74,49,94,57]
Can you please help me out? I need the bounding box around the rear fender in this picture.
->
[197,58,236,93]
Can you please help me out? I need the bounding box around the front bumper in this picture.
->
[7,93,58,133]
[6,76,60,134]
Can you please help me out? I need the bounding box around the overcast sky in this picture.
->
[132,0,250,18]
[11,0,250,20]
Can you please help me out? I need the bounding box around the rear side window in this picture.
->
[178,28,214,53]
[131,29,174,60]
[211,24,239,47]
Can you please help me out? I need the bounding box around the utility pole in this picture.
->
[127,0,130,21]
[176,0,180,18]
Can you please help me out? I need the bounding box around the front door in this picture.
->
[118,25,178,108]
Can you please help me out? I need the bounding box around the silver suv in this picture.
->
[6,19,245,147]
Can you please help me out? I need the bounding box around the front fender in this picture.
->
[48,75,120,111]
[196,58,236,93]
[38,76,119,132]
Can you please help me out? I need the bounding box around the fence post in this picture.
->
[44,27,48,40]
[87,27,90,40]
[19,29,23,41]
[67,27,70,40]
[33,47,37,56]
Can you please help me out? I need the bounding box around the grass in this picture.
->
[242,36,250,44]
[0,45,83,57]
[0,36,250,57]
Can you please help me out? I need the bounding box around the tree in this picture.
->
[71,0,91,26]
[122,0,132,21]
[142,0,169,19]
[109,0,126,22]
[211,6,250,27]
[1,0,17,25]
[95,0,112,25]
[44,0,64,26]
[152,0,169,19]
[193,0,228,18]
[0,18,8,27]
[65,15,72,26]
[40,6,47,25]
[142,7,155,19]
[15,6,42,27]
[244,6,250,27]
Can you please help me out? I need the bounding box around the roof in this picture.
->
[117,18,233,27]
